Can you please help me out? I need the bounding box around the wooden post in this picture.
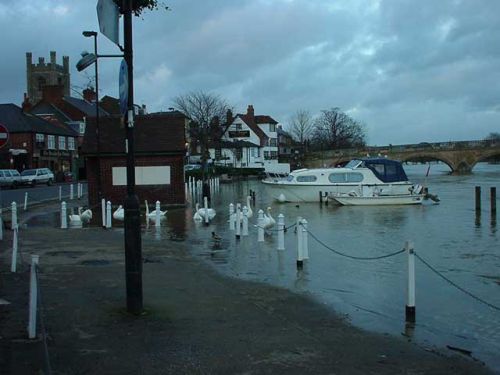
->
[319,191,323,206]
[475,186,481,213]
[28,255,40,339]
[491,187,497,217]
[405,241,416,323]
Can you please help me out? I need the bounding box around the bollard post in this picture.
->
[69,184,74,200]
[277,214,285,250]
[235,205,241,239]
[252,191,256,206]
[475,186,481,213]
[28,255,40,339]
[301,219,309,259]
[324,192,328,206]
[78,183,82,199]
[24,192,28,211]
[101,199,106,228]
[229,203,235,230]
[106,201,112,229]
[0,208,3,240]
[405,241,416,323]
[10,227,18,272]
[242,206,249,236]
[257,209,265,242]
[59,186,62,201]
[11,202,17,231]
[491,187,497,217]
[296,217,303,269]
[155,201,161,228]
[203,196,209,225]
[319,191,322,206]
[61,201,67,229]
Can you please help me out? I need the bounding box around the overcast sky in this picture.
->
[1,0,499,145]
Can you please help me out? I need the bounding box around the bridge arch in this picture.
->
[398,153,454,172]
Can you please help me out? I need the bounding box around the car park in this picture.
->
[0,169,22,189]
[20,168,55,187]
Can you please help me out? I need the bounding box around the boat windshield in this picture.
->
[286,175,294,182]
[345,160,363,169]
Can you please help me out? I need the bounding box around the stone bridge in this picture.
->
[305,140,500,174]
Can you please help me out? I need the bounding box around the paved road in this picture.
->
[0,182,87,209]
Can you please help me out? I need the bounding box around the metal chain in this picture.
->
[35,265,53,375]
[305,227,405,260]
[415,253,500,312]
[253,222,297,232]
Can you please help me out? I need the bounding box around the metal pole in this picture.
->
[123,0,143,314]
[94,34,103,205]
[405,241,416,323]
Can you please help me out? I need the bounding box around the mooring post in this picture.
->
[10,227,18,272]
[58,186,62,201]
[491,187,497,217]
[277,214,285,251]
[70,184,74,200]
[60,201,67,229]
[319,191,323,206]
[242,206,249,236]
[229,203,235,230]
[302,219,309,259]
[28,255,40,339]
[252,191,256,206]
[106,201,112,229]
[475,186,481,213]
[203,196,209,225]
[235,205,241,239]
[101,198,106,228]
[257,209,265,242]
[155,201,161,228]
[405,240,416,323]
[11,202,17,231]
[296,217,303,269]
[324,192,328,206]
[24,192,28,211]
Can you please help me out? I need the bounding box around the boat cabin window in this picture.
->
[345,160,363,169]
[328,172,363,183]
[296,175,317,182]
[286,175,294,182]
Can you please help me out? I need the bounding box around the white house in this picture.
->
[209,105,289,174]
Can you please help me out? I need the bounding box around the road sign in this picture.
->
[119,59,129,116]
[0,123,10,149]
[97,0,120,46]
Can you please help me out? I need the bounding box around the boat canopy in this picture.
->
[362,158,409,183]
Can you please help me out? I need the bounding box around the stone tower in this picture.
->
[26,51,70,104]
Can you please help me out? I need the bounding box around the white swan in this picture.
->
[246,196,253,218]
[69,207,83,228]
[113,205,124,221]
[193,203,203,222]
[80,208,92,224]
[145,200,167,223]
[262,207,275,229]
[198,206,216,222]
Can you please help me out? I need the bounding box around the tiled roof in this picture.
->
[63,96,109,117]
[0,103,78,136]
[236,114,268,146]
[255,115,278,124]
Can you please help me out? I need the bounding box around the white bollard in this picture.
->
[257,209,265,242]
[106,201,112,228]
[235,205,241,238]
[61,201,67,229]
[101,198,106,228]
[406,240,416,323]
[58,186,62,201]
[301,219,309,260]
[277,214,285,250]
[11,202,17,231]
[0,208,3,240]
[229,203,235,230]
[78,183,82,199]
[69,184,74,200]
[203,196,209,225]
[297,217,303,269]
[28,255,39,339]
[155,201,161,228]
[10,227,18,272]
[242,206,249,236]
[24,192,28,211]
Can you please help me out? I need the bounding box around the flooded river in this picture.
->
[158,162,500,370]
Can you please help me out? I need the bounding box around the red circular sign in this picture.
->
[0,122,9,149]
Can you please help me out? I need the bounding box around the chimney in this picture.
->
[21,93,32,112]
[42,85,64,103]
[83,87,97,103]
[226,109,233,125]
[246,105,254,120]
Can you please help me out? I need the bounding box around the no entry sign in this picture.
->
[0,123,9,149]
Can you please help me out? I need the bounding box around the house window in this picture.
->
[269,138,277,147]
[36,133,44,142]
[264,151,270,160]
[235,123,242,130]
[270,124,276,132]
[79,123,86,135]
[270,151,278,159]
[47,135,55,150]
[59,136,66,150]
[68,137,75,151]
[215,148,221,160]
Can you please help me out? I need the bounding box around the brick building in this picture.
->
[0,104,78,172]
[82,112,188,208]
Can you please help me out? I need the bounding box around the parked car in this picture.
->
[20,168,55,187]
[0,169,22,189]
[184,164,202,172]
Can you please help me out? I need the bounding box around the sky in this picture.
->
[1,0,499,145]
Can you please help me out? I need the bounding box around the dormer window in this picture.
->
[270,123,276,132]
[235,123,242,130]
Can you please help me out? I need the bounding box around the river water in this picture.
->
[161,162,500,370]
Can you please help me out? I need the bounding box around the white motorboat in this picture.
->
[329,190,425,206]
[262,158,426,203]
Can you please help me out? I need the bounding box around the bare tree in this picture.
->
[173,91,231,200]
[289,109,314,145]
[311,107,366,149]
[485,132,500,141]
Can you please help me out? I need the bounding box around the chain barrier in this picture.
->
[415,253,500,312]
[304,226,405,260]
[35,265,53,375]
[253,222,297,232]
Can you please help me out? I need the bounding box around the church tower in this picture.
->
[26,51,70,104]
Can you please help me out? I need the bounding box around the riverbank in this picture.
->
[0,217,493,374]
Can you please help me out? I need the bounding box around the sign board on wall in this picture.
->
[0,122,10,149]
[112,166,171,186]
